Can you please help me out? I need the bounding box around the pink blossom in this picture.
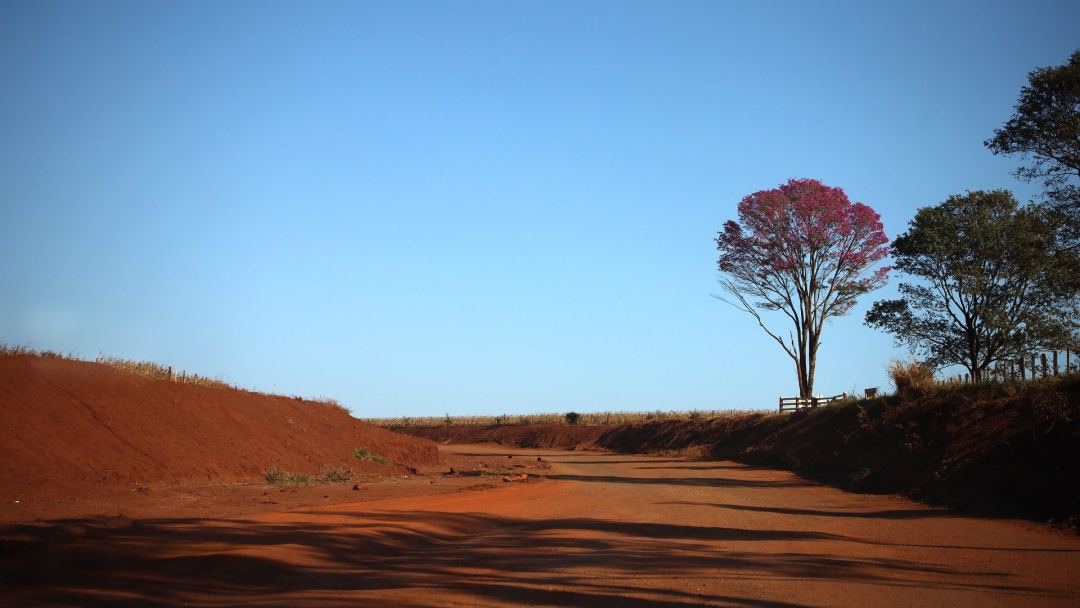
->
[715,178,890,397]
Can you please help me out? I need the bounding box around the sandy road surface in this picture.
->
[3,444,1079,607]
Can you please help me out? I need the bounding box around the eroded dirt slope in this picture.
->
[0,355,437,498]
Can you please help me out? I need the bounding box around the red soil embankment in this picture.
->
[395,378,1080,524]
[0,355,437,497]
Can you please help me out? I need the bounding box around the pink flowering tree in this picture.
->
[716,178,890,398]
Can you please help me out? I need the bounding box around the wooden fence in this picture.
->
[778,392,848,413]
[946,349,1076,384]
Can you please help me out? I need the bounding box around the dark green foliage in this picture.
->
[866,190,1080,381]
[986,49,1080,229]
[564,412,580,425]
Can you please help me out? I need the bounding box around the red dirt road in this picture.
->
[4,444,1080,607]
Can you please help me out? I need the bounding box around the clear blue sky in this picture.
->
[2,1,1077,416]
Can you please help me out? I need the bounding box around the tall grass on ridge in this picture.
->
[886,358,937,393]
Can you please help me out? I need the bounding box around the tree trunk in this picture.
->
[795,356,809,399]
[805,331,820,399]
[967,329,981,382]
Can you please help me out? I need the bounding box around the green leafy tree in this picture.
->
[986,49,1080,242]
[865,190,1079,381]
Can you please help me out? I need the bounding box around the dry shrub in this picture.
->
[314,396,351,415]
[887,359,936,393]
[316,465,353,483]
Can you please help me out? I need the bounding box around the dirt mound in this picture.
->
[0,355,438,499]
[395,378,1080,525]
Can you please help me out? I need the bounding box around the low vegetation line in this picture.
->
[264,465,354,487]
[364,409,767,428]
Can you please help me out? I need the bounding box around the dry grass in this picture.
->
[94,355,237,390]
[313,396,352,415]
[0,343,63,357]
[364,409,761,428]
[316,465,354,483]
[887,358,937,393]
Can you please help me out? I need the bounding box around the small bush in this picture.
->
[887,358,936,393]
[565,412,581,425]
[316,465,353,483]
[351,447,389,464]
[264,468,312,486]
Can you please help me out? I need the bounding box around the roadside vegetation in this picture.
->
[351,447,389,464]
[264,465,354,487]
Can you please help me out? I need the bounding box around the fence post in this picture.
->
[1040,353,1048,378]
[1020,357,1025,380]
[1053,351,1059,377]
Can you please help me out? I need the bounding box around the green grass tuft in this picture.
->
[351,448,389,464]
[264,468,312,486]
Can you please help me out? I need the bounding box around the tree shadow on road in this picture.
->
[661,501,953,520]
[1,507,1068,607]
[545,473,814,489]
